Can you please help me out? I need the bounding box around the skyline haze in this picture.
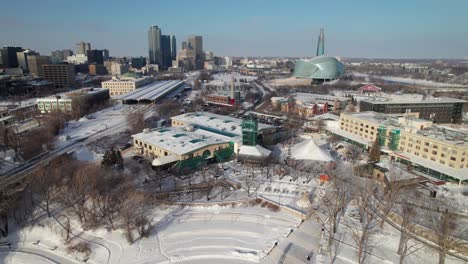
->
[1,0,467,59]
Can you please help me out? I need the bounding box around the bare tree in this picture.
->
[377,171,402,228]
[397,201,424,264]
[90,171,132,230]
[368,139,381,163]
[346,181,379,264]
[243,169,259,197]
[430,211,467,264]
[127,110,145,134]
[58,163,99,225]
[31,161,62,217]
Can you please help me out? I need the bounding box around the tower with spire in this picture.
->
[316,28,325,56]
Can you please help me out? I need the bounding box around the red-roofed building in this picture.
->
[359,84,382,93]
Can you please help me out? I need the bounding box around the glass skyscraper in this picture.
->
[148,25,162,65]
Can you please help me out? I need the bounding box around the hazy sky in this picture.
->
[2,0,468,59]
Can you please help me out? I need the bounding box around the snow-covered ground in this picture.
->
[212,73,257,83]
[1,204,301,264]
[323,200,467,264]
[352,72,468,88]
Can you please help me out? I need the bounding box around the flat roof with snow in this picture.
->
[132,127,230,156]
[171,112,276,137]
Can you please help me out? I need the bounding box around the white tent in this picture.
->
[290,139,332,162]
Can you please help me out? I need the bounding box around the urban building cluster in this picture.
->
[271,93,350,118]
[133,112,278,169]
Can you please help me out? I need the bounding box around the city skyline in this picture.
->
[1,0,468,59]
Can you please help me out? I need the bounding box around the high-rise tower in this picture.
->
[316,28,325,56]
[170,35,177,61]
[148,25,162,65]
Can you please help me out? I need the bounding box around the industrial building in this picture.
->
[116,80,184,104]
[101,74,153,96]
[36,88,109,113]
[328,111,468,184]
[133,126,234,170]
[359,97,466,123]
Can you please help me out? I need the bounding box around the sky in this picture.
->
[1,0,468,59]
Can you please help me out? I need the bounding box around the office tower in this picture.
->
[188,36,203,69]
[316,28,325,56]
[181,41,188,50]
[131,57,146,69]
[28,55,50,77]
[148,25,162,65]
[62,49,73,59]
[17,50,39,70]
[1,46,23,68]
[188,36,203,56]
[51,49,73,63]
[42,63,76,88]
[205,51,214,61]
[88,64,107,75]
[76,42,91,55]
[170,35,177,61]
[161,35,172,69]
[87,49,104,64]
[102,49,109,60]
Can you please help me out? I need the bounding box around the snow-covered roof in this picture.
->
[132,127,231,156]
[290,139,332,162]
[359,84,382,92]
[171,112,276,138]
[117,80,184,102]
[393,151,468,181]
[238,145,271,158]
[152,154,178,166]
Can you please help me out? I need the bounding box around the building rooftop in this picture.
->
[103,75,150,83]
[343,111,468,147]
[361,96,466,104]
[37,87,109,100]
[117,80,184,102]
[132,127,230,156]
[171,112,276,137]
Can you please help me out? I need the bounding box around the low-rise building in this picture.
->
[36,87,109,113]
[328,111,468,184]
[271,93,350,118]
[133,126,234,170]
[101,73,153,96]
[171,112,278,146]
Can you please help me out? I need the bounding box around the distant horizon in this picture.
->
[2,0,467,59]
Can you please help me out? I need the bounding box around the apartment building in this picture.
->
[330,111,468,183]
